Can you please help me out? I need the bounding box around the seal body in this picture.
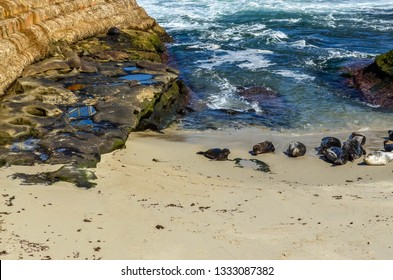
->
[252,141,275,155]
[318,137,341,155]
[286,142,306,157]
[197,148,230,161]
[349,132,366,145]
[364,151,393,166]
[389,130,393,141]
[342,139,366,161]
[384,140,393,152]
[325,146,348,165]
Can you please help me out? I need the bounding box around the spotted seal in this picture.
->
[342,139,366,161]
[364,151,393,166]
[318,137,341,155]
[384,140,393,152]
[285,142,306,157]
[197,148,230,161]
[251,141,275,155]
[325,146,348,165]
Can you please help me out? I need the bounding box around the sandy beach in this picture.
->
[1,127,393,260]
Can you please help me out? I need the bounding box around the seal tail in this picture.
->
[196,151,205,155]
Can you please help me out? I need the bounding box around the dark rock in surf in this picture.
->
[345,50,393,108]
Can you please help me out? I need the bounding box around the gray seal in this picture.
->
[286,142,306,157]
[325,146,348,165]
[342,139,366,161]
[251,141,275,155]
[197,148,230,161]
[364,151,393,166]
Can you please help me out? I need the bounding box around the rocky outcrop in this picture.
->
[346,50,393,108]
[0,27,188,168]
[0,2,189,188]
[0,0,166,94]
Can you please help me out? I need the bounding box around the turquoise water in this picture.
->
[139,0,393,131]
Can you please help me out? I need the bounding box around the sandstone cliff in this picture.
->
[0,0,162,94]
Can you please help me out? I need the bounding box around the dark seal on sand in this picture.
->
[197,148,230,161]
[318,137,341,155]
[325,146,349,165]
[384,140,393,152]
[251,141,275,155]
[285,142,306,157]
[389,130,393,141]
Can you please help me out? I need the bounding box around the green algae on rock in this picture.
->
[1,25,189,187]
[11,165,97,189]
[346,49,393,108]
[375,50,393,78]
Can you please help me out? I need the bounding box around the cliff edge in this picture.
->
[0,0,163,94]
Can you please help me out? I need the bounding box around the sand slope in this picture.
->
[1,128,393,259]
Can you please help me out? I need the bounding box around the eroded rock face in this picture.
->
[0,27,188,170]
[0,0,167,94]
[346,50,393,108]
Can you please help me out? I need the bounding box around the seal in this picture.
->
[197,148,230,161]
[389,130,393,141]
[364,151,393,165]
[384,140,393,152]
[285,142,306,157]
[325,146,348,165]
[251,141,275,155]
[349,132,366,145]
[318,137,341,155]
[342,139,366,161]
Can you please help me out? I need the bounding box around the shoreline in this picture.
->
[1,126,393,259]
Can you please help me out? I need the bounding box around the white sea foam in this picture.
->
[273,70,315,81]
[195,49,274,70]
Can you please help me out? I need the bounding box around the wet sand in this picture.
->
[1,127,393,259]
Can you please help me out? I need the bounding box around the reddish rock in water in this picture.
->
[346,50,393,108]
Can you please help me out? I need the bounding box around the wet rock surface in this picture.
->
[345,50,393,108]
[1,27,188,185]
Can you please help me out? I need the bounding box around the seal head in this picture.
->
[389,130,393,141]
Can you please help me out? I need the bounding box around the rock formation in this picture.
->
[346,49,393,108]
[0,0,166,94]
[0,1,189,187]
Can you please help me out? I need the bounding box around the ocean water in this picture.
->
[138,0,393,132]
